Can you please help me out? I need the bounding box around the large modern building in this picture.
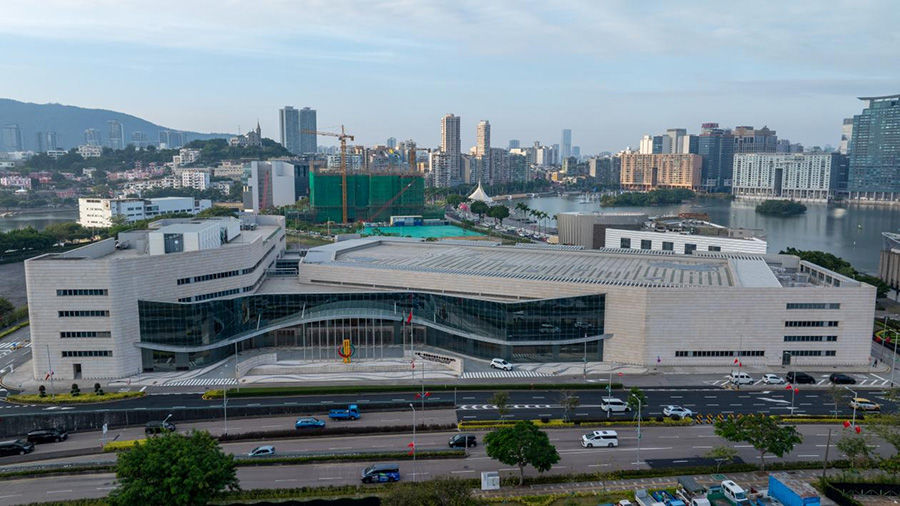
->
[619,153,702,190]
[24,232,875,379]
[279,106,301,154]
[698,123,735,191]
[557,212,647,249]
[242,160,297,212]
[879,232,900,292]
[561,129,572,159]
[847,94,900,200]
[604,216,767,255]
[732,153,847,201]
[78,197,212,228]
[299,107,317,154]
[1,124,23,152]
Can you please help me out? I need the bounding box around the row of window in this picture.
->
[61,350,112,357]
[60,331,111,338]
[786,303,841,310]
[787,350,837,357]
[784,335,838,342]
[56,289,108,296]
[179,287,242,303]
[176,244,277,286]
[785,320,839,327]
[58,310,109,318]
[619,238,721,254]
[675,350,765,357]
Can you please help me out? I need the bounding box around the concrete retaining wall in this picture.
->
[236,352,278,377]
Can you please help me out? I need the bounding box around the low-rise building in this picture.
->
[0,175,32,190]
[78,196,212,228]
[557,212,647,249]
[605,216,767,255]
[77,145,103,158]
[181,169,210,190]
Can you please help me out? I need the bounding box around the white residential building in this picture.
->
[78,196,212,228]
[732,153,846,201]
[77,145,103,158]
[0,175,32,190]
[181,169,211,190]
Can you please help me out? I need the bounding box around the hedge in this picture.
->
[481,490,632,506]
[0,320,28,340]
[203,382,625,399]
[458,417,693,430]
[235,449,465,466]
[818,479,864,506]
[103,439,145,452]
[217,422,456,442]
[7,391,145,404]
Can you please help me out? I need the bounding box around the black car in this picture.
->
[785,371,816,384]
[829,373,857,385]
[448,434,477,448]
[26,428,69,443]
[145,420,176,435]
[0,439,35,457]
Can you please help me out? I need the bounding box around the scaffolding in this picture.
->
[309,172,425,223]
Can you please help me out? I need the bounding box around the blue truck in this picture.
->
[328,404,361,420]
[651,489,686,506]
[768,473,820,506]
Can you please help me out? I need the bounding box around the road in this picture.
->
[0,423,889,505]
[0,325,31,394]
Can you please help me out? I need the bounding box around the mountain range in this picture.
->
[0,98,233,151]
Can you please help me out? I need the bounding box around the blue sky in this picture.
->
[1,0,897,153]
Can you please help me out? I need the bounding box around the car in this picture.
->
[829,373,856,385]
[247,445,275,457]
[662,405,693,419]
[490,358,513,371]
[26,428,69,443]
[729,371,754,385]
[600,397,631,413]
[785,371,815,384]
[144,420,176,435]
[361,463,400,483]
[0,388,8,398]
[581,430,619,448]
[617,501,634,506]
[295,416,326,429]
[849,397,881,411]
[448,434,477,448]
[762,373,785,384]
[0,439,35,457]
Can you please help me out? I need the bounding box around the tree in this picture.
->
[381,476,475,506]
[837,434,875,470]
[489,391,510,418]
[713,415,802,470]
[110,431,239,506]
[195,206,238,218]
[446,194,467,208]
[560,391,580,422]
[705,446,739,473]
[0,297,13,316]
[827,384,847,417]
[484,421,560,485]
[470,201,490,220]
[515,202,530,218]
[487,205,510,226]
[626,386,647,418]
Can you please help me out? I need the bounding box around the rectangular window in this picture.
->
[56,289,108,296]
[60,331,111,338]
[662,241,674,251]
[825,350,836,356]
[61,350,112,357]
[675,351,688,357]
[163,233,184,254]
[784,335,839,342]
[785,321,839,327]
[58,310,110,317]
[620,238,631,249]
[786,303,841,310]
[707,245,721,252]
[640,239,652,250]
[788,350,823,357]
[684,243,697,255]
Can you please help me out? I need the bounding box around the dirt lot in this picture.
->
[0,261,27,307]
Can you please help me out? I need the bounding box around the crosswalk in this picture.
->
[460,370,550,379]
[459,403,552,410]
[708,374,893,387]
[164,378,238,387]
[0,342,31,349]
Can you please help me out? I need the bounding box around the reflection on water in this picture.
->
[0,210,79,233]
[518,197,900,274]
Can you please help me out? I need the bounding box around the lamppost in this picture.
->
[889,329,898,388]
[844,386,858,429]
[409,403,417,482]
[631,393,643,466]
[786,384,798,414]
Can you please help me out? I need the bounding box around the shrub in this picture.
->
[70,383,80,396]
[38,385,46,397]
[8,391,144,404]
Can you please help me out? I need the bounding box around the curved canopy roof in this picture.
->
[467,181,492,203]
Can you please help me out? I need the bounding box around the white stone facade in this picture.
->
[604,228,767,255]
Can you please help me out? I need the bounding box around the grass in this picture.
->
[0,320,28,339]
[203,382,624,399]
[7,391,144,404]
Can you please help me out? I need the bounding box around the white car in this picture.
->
[248,445,275,457]
[762,373,785,384]
[490,358,513,371]
[600,397,631,413]
[582,430,619,448]
[662,405,693,419]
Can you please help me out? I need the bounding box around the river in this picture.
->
[0,209,78,233]
[518,197,899,275]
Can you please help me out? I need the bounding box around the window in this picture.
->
[62,350,112,357]
[640,239,652,250]
[825,350,836,356]
[784,335,838,342]
[662,241,674,251]
[787,350,823,357]
[707,245,721,252]
[675,351,688,357]
[620,238,631,249]
[57,289,108,296]
[60,331,111,338]
[163,233,184,254]
[674,350,764,358]
[684,243,697,255]
[58,310,109,317]
[786,303,841,310]
[785,321,839,327]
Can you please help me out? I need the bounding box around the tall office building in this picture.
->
[84,128,101,147]
[839,117,854,155]
[733,126,778,153]
[476,120,490,157]
[298,107,317,154]
[386,137,397,149]
[698,123,735,191]
[561,129,572,159]
[508,139,520,149]
[130,131,146,149]
[848,94,900,199]
[572,146,581,159]
[665,128,686,154]
[34,131,45,153]
[441,114,461,183]
[1,124,23,152]
[107,120,125,150]
[639,135,654,154]
[279,106,301,154]
[46,131,59,150]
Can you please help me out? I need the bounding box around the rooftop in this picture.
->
[639,216,766,242]
[303,237,807,289]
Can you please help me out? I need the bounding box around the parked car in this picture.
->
[247,445,275,457]
[581,430,619,448]
[785,371,816,384]
[448,434,477,448]
[26,428,69,443]
[829,373,856,384]
[762,373,785,385]
[144,420,176,435]
[0,439,35,457]
[600,397,631,413]
[490,358,513,371]
[662,405,693,419]
[295,416,326,429]
[849,397,881,411]
[328,405,361,420]
[361,463,400,483]
[729,371,754,385]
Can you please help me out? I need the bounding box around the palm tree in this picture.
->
[515,202,530,219]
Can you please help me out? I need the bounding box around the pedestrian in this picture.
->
[874,358,878,367]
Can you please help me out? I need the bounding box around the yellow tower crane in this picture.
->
[304,125,355,223]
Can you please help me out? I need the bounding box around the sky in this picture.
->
[1,0,898,153]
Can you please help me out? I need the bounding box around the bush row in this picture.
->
[0,320,28,340]
[458,417,693,430]
[235,449,465,466]
[203,382,625,399]
[7,391,144,404]
[217,422,456,442]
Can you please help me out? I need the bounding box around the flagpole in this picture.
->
[45,344,54,396]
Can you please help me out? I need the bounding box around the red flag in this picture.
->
[424,392,431,398]
[855,425,862,434]
[785,384,793,390]
[617,372,624,377]
[843,420,851,428]
[733,358,739,365]
[415,393,421,399]
[406,310,413,324]
[793,387,799,394]
[738,362,742,368]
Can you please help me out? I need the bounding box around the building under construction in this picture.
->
[309,172,425,223]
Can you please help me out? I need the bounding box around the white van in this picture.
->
[729,371,753,385]
[721,480,750,505]
[600,397,631,413]
[582,430,619,448]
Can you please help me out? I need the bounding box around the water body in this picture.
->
[363,224,483,238]
[0,210,78,233]
[518,197,900,275]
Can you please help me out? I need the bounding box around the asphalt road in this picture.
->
[0,326,31,393]
[0,423,889,506]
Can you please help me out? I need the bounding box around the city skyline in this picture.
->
[1,1,897,152]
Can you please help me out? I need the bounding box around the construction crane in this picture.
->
[304,125,354,223]
[367,179,416,222]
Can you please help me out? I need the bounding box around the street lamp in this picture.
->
[844,386,858,429]
[409,403,416,482]
[890,329,898,388]
[630,393,643,466]
[786,384,799,414]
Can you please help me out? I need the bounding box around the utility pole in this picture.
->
[409,403,417,482]
[890,329,898,387]
[822,428,832,478]
[45,344,54,396]
[223,386,228,435]
[632,393,643,465]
